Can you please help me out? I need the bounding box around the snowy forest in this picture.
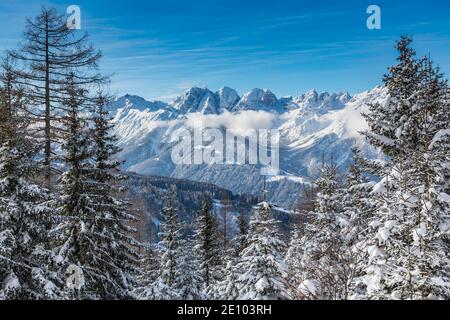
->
[0,7,449,300]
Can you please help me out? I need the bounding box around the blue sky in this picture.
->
[1,0,450,101]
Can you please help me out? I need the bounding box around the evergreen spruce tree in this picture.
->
[341,147,376,299]
[360,36,421,299]
[362,35,421,160]
[176,239,204,300]
[0,57,59,299]
[134,244,160,299]
[214,253,241,300]
[296,163,352,299]
[150,193,182,299]
[9,7,107,187]
[400,55,449,299]
[215,211,248,300]
[84,92,139,298]
[235,211,248,257]
[235,189,289,300]
[194,196,223,294]
[285,228,304,299]
[53,74,113,299]
[361,36,450,299]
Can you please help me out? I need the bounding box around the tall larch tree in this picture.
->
[9,7,106,188]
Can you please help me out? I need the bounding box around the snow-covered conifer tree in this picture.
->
[361,36,450,299]
[150,193,182,299]
[296,163,352,299]
[214,253,241,300]
[235,211,248,257]
[0,57,59,299]
[285,228,305,299]
[235,189,289,300]
[176,239,204,300]
[341,147,376,299]
[134,244,159,299]
[215,211,248,300]
[83,92,139,298]
[54,74,124,299]
[194,196,223,294]
[399,55,450,299]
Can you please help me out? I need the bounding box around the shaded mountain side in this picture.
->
[125,173,301,245]
[125,173,256,244]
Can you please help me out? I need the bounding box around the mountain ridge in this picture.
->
[109,86,387,208]
[109,86,357,117]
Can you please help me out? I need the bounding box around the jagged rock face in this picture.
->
[110,86,388,208]
[170,87,221,114]
[294,90,352,113]
[169,86,240,114]
[109,94,169,114]
[216,87,240,111]
[232,88,287,113]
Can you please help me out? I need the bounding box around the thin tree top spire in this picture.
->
[261,176,268,202]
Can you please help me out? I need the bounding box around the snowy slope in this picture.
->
[231,88,288,113]
[169,86,240,114]
[109,94,170,114]
[110,86,388,207]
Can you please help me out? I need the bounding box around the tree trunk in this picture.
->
[44,12,51,188]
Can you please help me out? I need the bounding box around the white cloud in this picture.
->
[184,110,276,131]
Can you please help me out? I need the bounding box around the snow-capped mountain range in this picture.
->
[110,86,388,208]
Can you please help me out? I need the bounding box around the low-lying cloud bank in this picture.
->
[185,110,277,131]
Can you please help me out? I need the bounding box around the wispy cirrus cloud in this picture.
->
[1,0,450,101]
